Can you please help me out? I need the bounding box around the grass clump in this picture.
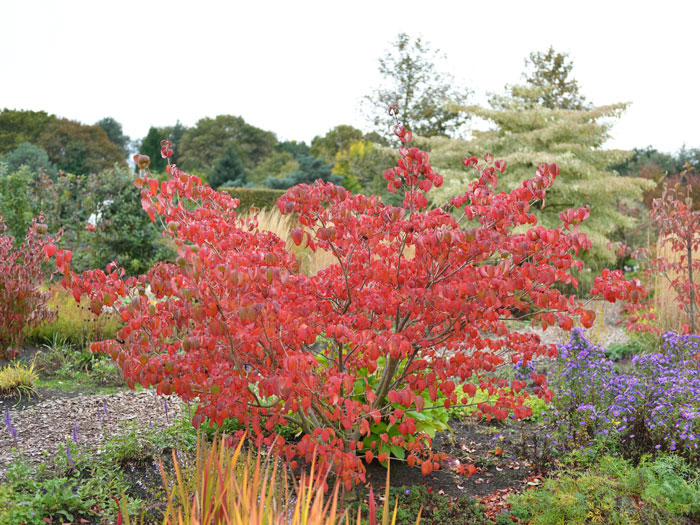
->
[0,360,38,398]
[25,284,121,349]
[33,334,125,389]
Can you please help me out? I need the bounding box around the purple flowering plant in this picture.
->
[541,329,700,464]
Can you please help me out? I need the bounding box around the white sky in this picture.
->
[1,0,698,154]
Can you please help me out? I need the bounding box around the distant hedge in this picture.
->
[219,187,286,211]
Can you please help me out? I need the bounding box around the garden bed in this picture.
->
[1,389,184,479]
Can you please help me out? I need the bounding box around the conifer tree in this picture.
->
[209,145,248,189]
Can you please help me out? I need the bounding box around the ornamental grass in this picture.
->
[129,432,421,525]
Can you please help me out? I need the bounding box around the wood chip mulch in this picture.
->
[1,389,185,478]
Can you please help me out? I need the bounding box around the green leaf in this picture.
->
[371,421,387,433]
[390,445,406,460]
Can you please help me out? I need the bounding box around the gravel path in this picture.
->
[0,389,185,478]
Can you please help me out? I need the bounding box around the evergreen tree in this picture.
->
[424,47,653,267]
[264,155,341,190]
[275,140,310,158]
[139,127,167,173]
[3,142,57,178]
[82,165,174,276]
[0,164,33,242]
[209,145,248,189]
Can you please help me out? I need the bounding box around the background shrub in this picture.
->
[219,186,285,211]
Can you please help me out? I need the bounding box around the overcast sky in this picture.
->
[1,0,698,154]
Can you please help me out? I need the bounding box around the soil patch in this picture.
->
[364,419,534,501]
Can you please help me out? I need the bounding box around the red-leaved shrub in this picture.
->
[595,179,700,336]
[49,137,644,488]
[0,215,59,358]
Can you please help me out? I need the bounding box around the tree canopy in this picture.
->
[0,109,54,154]
[364,33,470,138]
[178,115,276,173]
[310,125,365,163]
[96,117,130,156]
[37,118,124,175]
[521,47,588,110]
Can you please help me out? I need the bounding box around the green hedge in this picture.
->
[219,187,286,211]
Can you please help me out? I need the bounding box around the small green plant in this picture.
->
[446,383,548,423]
[508,454,700,524]
[33,332,126,388]
[101,417,196,467]
[89,358,126,386]
[0,416,204,525]
[605,332,660,362]
[629,455,700,518]
[0,360,38,398]
[0,454,99,525]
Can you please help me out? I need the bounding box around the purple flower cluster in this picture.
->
[512,359,537,383]
[545,329,700,463]
[4,407,17,443]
